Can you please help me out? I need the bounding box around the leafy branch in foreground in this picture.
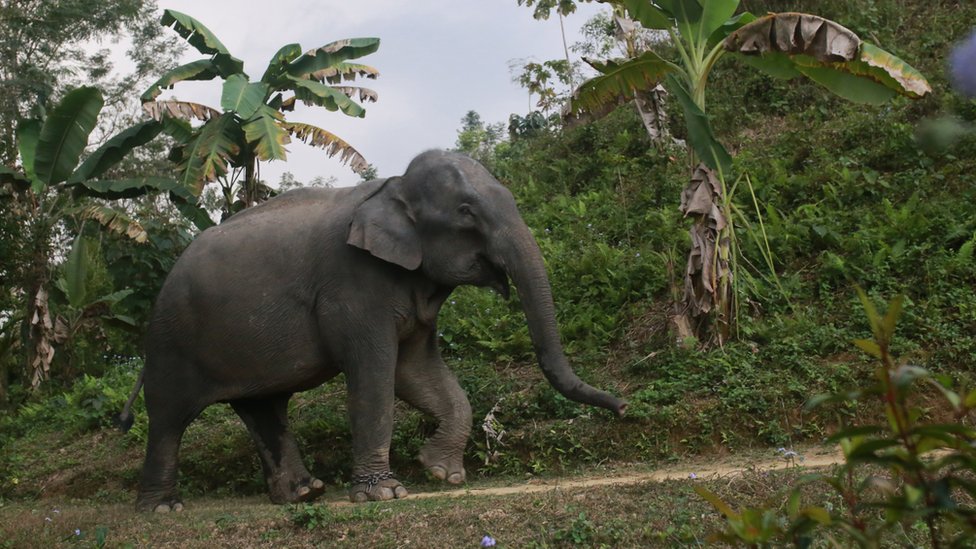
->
[698,291,976,548]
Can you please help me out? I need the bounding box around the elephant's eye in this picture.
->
[457,203,475,217]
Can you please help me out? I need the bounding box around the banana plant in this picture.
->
[142,10,380,219]
[0,85,179,388]
[50,234,136,380]
[564,0,931,344]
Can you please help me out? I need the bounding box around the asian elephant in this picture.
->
[119,149,627,512]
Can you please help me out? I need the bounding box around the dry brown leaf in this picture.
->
[679,164,729,318]
[725,12,860,62]
[29,287,54,389]
[143,100,220,122]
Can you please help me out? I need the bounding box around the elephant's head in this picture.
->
[347,150,627,417]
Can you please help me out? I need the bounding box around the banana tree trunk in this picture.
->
[678,164,732,345]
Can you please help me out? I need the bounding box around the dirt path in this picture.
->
[332,445,845,505]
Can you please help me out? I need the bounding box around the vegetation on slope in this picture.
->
[1,2,975,545]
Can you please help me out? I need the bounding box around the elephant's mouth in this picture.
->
[475,254,510,299]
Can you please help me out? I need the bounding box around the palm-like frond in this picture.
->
[260,43,304,84]
[280,121,368,173]
[221,74,270,119]
[141,59,221,102]
[307,62,380,84]
[34,87,103,187]
[160,10,244,76]
[242,106,290,161]
[70,177,181,200]
[75,204,148,243]
[565,51,676,125]
[69,121,163,183]
[143,100,221,122]
[724,13,931,103]
[289,76,367,117]
[178,114,241,195]
[285,38,381,78]
[332,86,379,104]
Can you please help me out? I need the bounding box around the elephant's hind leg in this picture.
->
[395,330,472,485]
[230,395,325,504]
[137,402,203,512]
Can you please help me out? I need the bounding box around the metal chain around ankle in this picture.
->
[351,471,396,493]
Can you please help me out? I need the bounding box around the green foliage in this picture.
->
[285,502,382,530]
[511,59,577,113]
[701,293,976,547]
[561,0,931,344]
[145,9,380,220]
[1,3,975,531]
[0,0,183,166]
[0,85,181,394]
[440,107,676,364]
[0,361,143,442]
[454,111,506,168]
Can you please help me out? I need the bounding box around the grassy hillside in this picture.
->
[1,0,975,543]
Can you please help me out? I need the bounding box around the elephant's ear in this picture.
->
[347,177,422,270]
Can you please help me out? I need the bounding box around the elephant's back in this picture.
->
[174,182,379,271]
[147,182,379,344]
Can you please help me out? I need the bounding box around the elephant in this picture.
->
[118,149,627,512]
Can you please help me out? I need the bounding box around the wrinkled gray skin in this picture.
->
[131,150,626,512]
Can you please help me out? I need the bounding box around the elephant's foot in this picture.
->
[348,471,408,503]
[268,476,326,504]
[419,447,466,485]
[136,493,184,513]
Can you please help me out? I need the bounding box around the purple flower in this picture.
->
[950,30,976,98]
[688,472,697,479]
[74,529,81,536]
[481,535,497,547]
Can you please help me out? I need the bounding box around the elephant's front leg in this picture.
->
[395,328,472,485]
[344,339,409,503]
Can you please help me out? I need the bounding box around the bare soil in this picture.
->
[338,444,843,504]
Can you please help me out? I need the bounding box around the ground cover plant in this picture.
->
[2,0,976,546]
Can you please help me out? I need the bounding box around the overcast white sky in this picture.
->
[151,1,607,186]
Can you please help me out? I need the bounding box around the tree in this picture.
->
[142,10,380,220]
[556,0,930,344]
[454,111,506,167]
[0,0,183,166]
[0,0,184,402]
[516,0,593,20]
[0,86,177,392]
[509,59,578,113]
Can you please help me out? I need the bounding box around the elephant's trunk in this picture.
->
[496,224,627,418]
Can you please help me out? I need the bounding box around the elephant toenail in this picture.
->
[154,504,171,513]
[312,479,324,490]
[298,486,311,497]
[428,465,447,480]
[447,472,464,484]
[351,491,369,503]
[172,502,184,512]
[394,485,409,498]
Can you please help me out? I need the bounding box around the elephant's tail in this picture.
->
[114,367,145,433]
